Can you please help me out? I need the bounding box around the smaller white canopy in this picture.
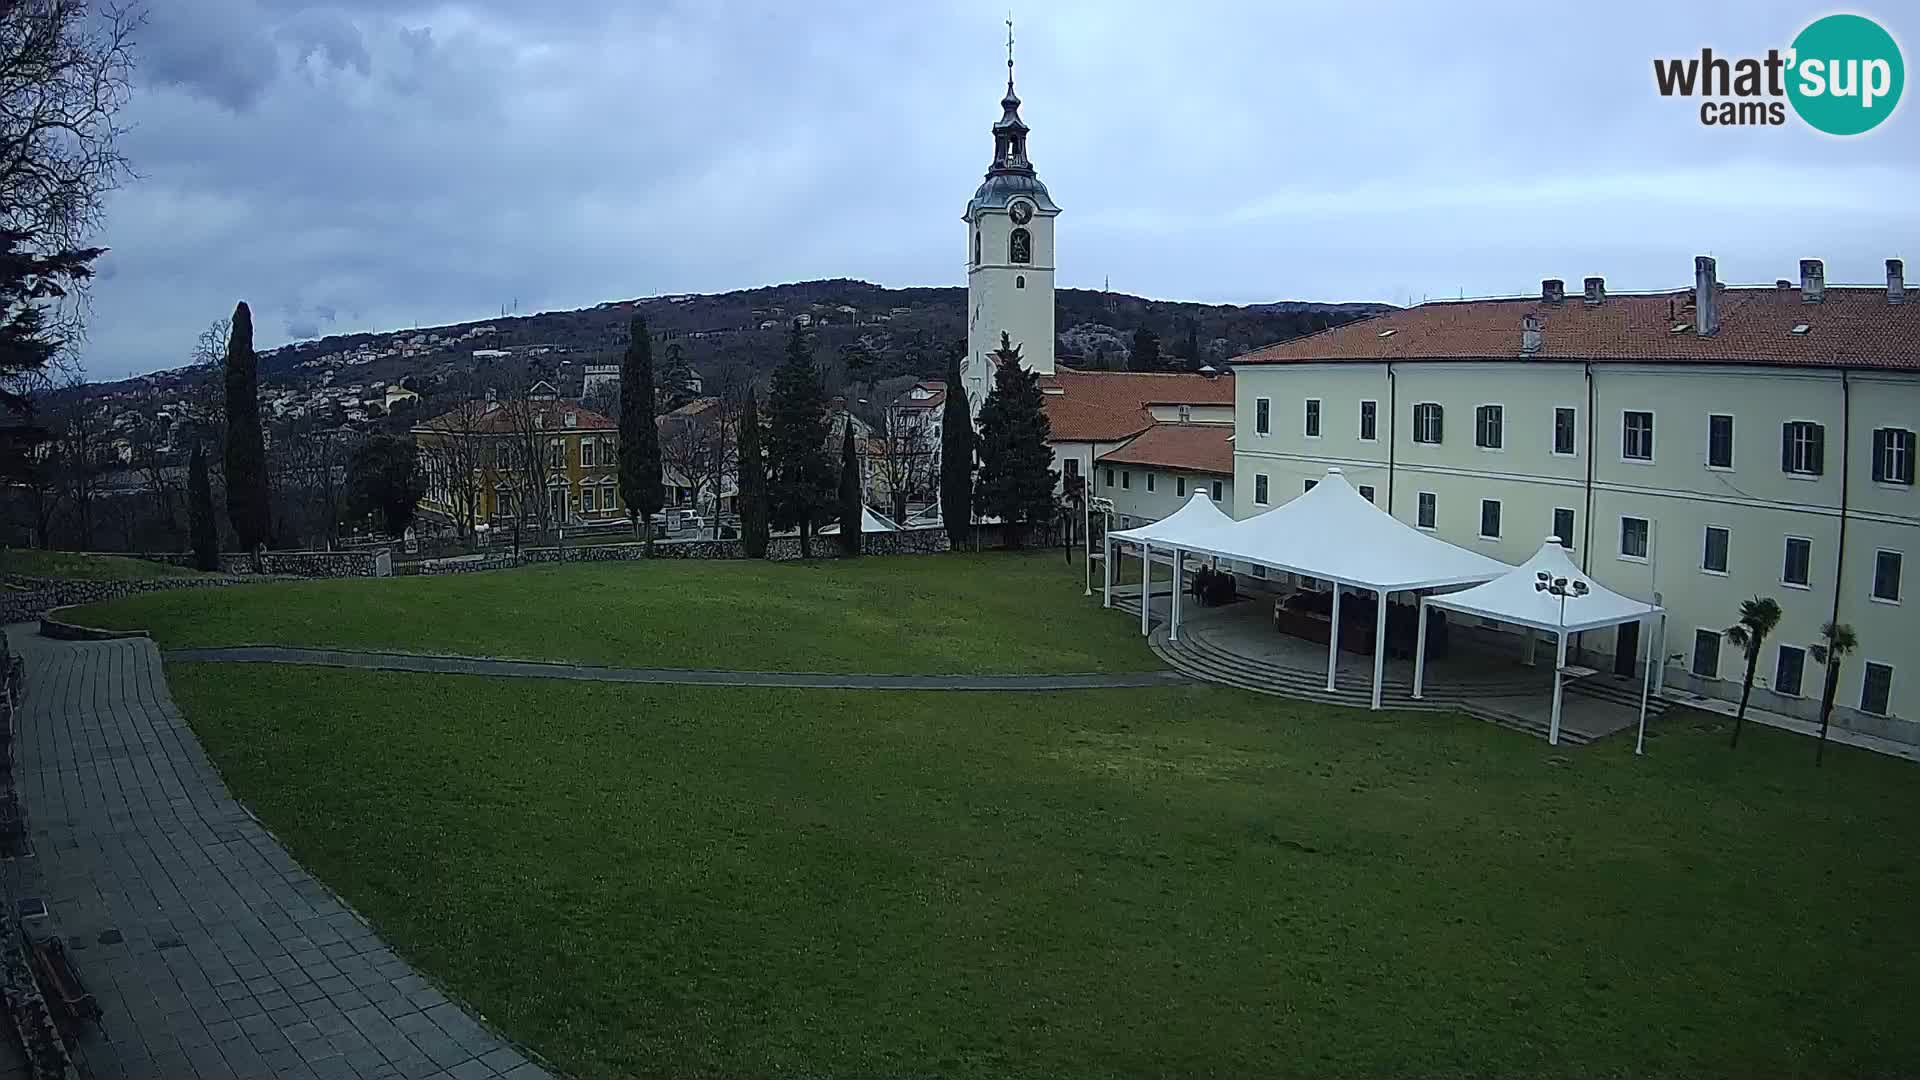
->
[1426,536,1662,633]
[1109,490,1237,548]
[819,506,901,535]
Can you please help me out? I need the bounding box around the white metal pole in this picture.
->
[1635,615,1655,756]
[1083,451,1095,597]
[1140,543,1152,637]
[1370,588,1388,710]
[1413,596,1430,699]
[1549,629,1568,746]
[1326,585,1343,691]
[1170,548,1183,642]
[1102,532,1113,608]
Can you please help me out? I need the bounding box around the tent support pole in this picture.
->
[1413,596,1429,700]
[1102,533,1113,608]
[1635,615,1654,756]
[1326,585,1342,691]
[1370,588,1387,710]
[1549,630,1567,747]
[1140,544,1152,636]
[1170,548,1183,643]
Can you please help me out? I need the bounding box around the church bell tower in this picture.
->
[962,22,1058,413]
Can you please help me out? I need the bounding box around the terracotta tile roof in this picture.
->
[415,399,617,435]
[1234,286,1919,371]
[1041,367,1236,442]
[1096,423,1234,475]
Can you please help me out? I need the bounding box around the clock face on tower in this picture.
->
[1009,200,1033,225]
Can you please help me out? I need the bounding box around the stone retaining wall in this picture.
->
[139,549,390,578]
[1,575,258,624]
[413,528,951,574]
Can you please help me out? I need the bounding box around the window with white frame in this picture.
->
[1475,404,1504,449]
[1553,508,1575,549]
[1413,402,1443,444]
[1255,398,1270,435]
[581,439,596,468]
[1872,427,1915,485]
[1479,499,1501,539]
[1304,399,1322,437]
[1622,411,1654,461]
[549,439,565,468]
[1254,474,1269,504]
[1860,661,1893,716]
[1121,470,1131,490]
[1783,536,1812,587]
[1211,479,1223,501]
[1176,476,1186,497]
[1707,414,1734,469]
[1873,550,1902,602]
[1104,467,1114,487]
[1359,400,1377,441]
[1620,516,1650,560]
[1774,645,1805,697]
[1417,491,1436,529]
[1146,472,1156,493]
[1691,629,1721,679]
[601,484,616,511]
[1702,526,1730,574]
[581,487,596,512]
[1553,407,1576,456]
[1782,421,1825,476]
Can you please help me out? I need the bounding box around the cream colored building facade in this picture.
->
[1230,261,1918,739]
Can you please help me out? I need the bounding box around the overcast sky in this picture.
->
[81,0,1918,381]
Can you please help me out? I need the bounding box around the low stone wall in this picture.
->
[412,528,951,574]
[1,574,258,624]
[140,549,390,578]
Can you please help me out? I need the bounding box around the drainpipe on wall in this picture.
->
[1385,362,1397,514]
[1830,371,1851,632]
[1580,361,1595,573]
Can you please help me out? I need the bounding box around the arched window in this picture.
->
[1016,275,1025,289]
[1010,228,1031,264]
[973,230,981,266]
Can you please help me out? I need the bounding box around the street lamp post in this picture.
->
[1534,570,1590,747]
[1090,496,1115,602]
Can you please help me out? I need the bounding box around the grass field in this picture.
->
[66,552,1153,674]
[1,548,205,580]
[170,663,1920,1079]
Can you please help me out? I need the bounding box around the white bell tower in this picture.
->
[962,21,1058,414]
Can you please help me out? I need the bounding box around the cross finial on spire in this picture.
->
[1005,15,1015,84]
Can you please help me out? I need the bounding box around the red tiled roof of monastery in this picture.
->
[1096,423,1234,475]
[1235,285,1918,370]
[1040,367,1235,442]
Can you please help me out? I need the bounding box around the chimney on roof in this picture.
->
[1799,258,1825,303]
[1889,258,1906,305]
[1582,276,1606,305]
[1541,278,1565,304]
[1521,312,1544,355]
[485,386,496,405]
[1694,256,1719,336]
[1776,279,1794,290]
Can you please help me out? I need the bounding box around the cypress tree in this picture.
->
[939,348,974,548]
[737,389,769,558]
[974,333,1057,549]
[222,302,271,549]
[766,323,834,558]
[836,420,861,557]
[618,315,664,553]
[188,441,219,571]
[1129,326,1162,372]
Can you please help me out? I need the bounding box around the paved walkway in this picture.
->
[164,645,1190,691]
[3,631,551,1080]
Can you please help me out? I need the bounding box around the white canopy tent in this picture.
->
[1111,469,1509,709]
[818,506,901,535]
[1106,490,1239,640]
[1419,537,1664,749]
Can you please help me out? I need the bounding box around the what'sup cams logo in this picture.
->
[1654,13,1903,134]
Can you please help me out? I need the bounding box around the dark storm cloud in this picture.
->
[80,1,1920,380]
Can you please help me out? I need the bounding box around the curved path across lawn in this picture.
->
[6,630,553,1080]
[164,645,1191,690]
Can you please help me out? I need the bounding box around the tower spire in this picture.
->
[989,17,1032,176]
[1006,15,1015,91]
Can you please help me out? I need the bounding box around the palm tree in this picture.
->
[1724,596,1782,749]
[1808,621,1859,767]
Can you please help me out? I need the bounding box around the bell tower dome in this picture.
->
[962,20,1058,411]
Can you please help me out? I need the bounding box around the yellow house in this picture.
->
[413,388,626,529]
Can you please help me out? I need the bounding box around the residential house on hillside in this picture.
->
[412,387,624,531]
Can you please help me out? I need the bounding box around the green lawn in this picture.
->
[170,663,1920,1079]
[66,552,1154,674]
[0,548,205,580]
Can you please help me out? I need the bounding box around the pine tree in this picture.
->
[348,435,428,538]
[1180,316,1200,367]
[618,315,664,553]
[836,420,861,557]
[939,348,974,548]
[766,323,835,558]
[1129,326,1162,372]
[974,333,1057,549]
[188,441,219,571]
[222,302,271,549]
[737,389,769,557]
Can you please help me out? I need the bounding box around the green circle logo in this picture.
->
[1787,14,1904,135]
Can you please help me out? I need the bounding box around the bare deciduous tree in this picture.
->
[659,398,737,536]
[871,407,935,524]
